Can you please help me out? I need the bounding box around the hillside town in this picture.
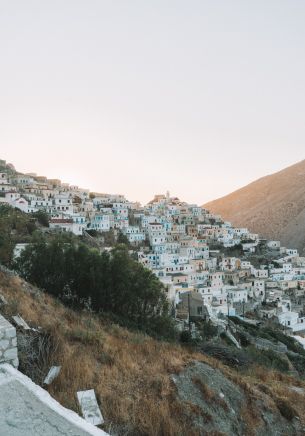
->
[1,159,305,345]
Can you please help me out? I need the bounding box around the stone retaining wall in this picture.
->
[0,315,18,368]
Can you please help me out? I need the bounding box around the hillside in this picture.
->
[204,160,305,252]
[1,268,305,435]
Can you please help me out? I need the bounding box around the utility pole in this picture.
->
[188,292,191,331]
[226,296,230,331]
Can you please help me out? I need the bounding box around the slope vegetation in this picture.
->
[1,269,305,435]
[204,160,305,252]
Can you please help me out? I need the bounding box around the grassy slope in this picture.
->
[1,270,305,435]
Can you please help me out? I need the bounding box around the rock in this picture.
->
[289,386,305,395]
[172,361,304,435]
[254,337,288,353]
[172,361,246,435]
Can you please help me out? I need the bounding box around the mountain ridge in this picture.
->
[204,159,305,252]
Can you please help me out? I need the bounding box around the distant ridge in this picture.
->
[204,160,305,253]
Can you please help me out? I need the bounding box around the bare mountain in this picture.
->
[204,160,305,253]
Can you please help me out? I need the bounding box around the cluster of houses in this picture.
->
[1,160,305,339]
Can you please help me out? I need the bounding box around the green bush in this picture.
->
[220,332,234,346]
[15,235,177,340]
[85,229,99,237]
[261,328,305,357]
[180,330,193,343]
[287,353,305,376]
[32,210,49,227]
[0,205,37,265]
[197,320,218,340]
[239,332,251,347]
[247,347,289,372]
[201,343,252,368]
[230,317,305,357]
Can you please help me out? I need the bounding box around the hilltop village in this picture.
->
[1,159,305,344]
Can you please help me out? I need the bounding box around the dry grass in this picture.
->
[192,377,228,411]
[0,272,210,434]
[223,363,305,430]
[1,271,305,434]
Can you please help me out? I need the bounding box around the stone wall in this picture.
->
[0,315,18,368]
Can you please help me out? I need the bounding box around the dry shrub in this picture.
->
[256,383,272,396]
[240,403,259,436]
[192,377,228,411]
[185,401,213,422]
[17,329,61,384]
[275,398,298,421]
[192,376,212,396]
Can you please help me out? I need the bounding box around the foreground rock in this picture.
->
[172,361,304,435]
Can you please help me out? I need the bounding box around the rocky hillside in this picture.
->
[204,160,305,252]
[1,268,305,435]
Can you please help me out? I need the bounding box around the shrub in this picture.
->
[262,328,305,357]
[85,229,99,237]
[199,320,218,340]
[287,353,305,376]
[180,330,192,343]
[192,377,228,411]
[68,328,103,346]
[15,236,177,339]
[247,347,289,372]
[32,210,49,227]
[239,332,251,347]
[201,343,251,368]
[276,398,297,421]
[17,330,60,385]
[0,205,43,265]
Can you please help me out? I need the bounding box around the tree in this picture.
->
[117,232,129,246]
[32,210,49,227]
[0,205,36,265]
[15,235,177,339]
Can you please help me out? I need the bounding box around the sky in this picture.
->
[1,0,305,205]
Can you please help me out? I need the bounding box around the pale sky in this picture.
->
[1,1,305,205]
